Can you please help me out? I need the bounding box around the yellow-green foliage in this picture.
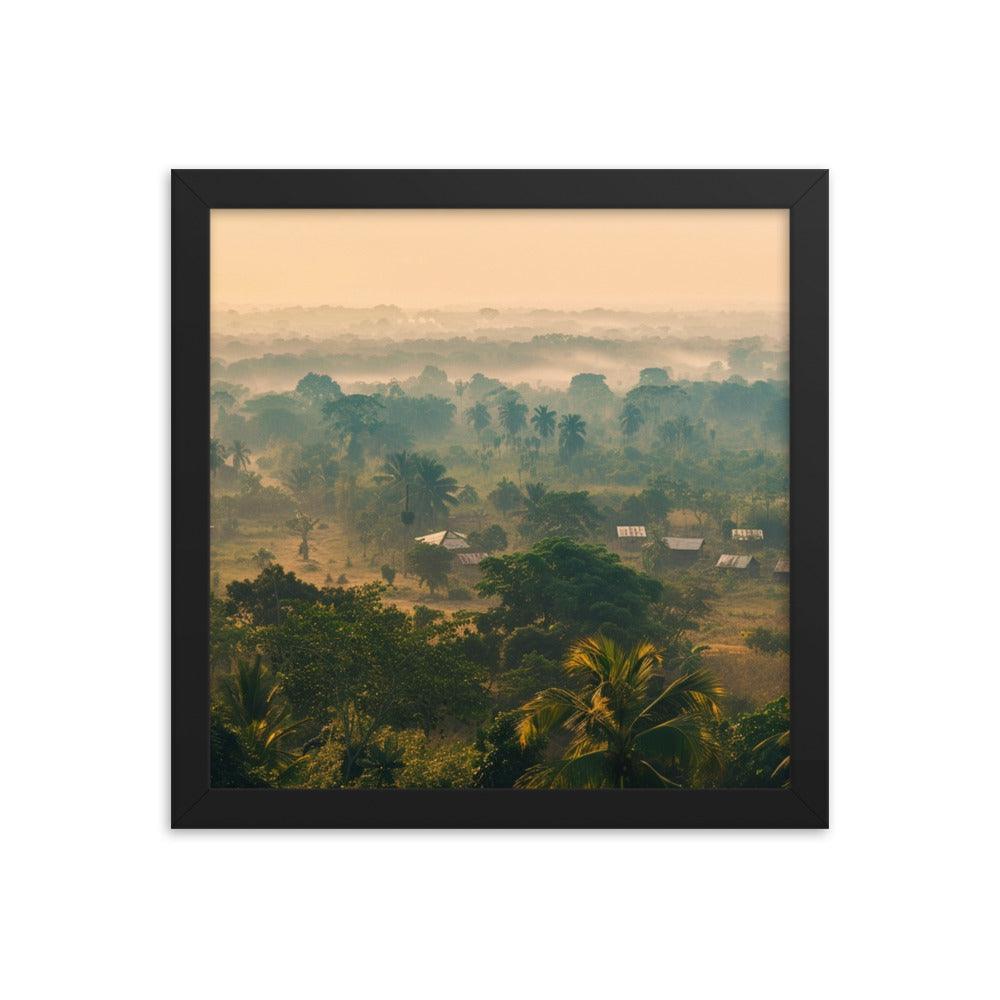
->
[300,728,478,789]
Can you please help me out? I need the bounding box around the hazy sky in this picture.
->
[211,208,788,311]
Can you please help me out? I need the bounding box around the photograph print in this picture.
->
[208,207,792,793]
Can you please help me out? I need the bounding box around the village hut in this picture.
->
[731,528,764,544]
[715,553,760,576]
[616,525,647,551]
[664,536,704,564]
[413,529,471,550]
[454,550,488,576]
[773,557,790,582]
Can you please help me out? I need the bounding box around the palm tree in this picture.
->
[464,402,492,434]
[498,397,528,445]
[230,440,252,474]
[411,454,459,526]
[753,729,791,787]
[558,413,587,460]
[620,402,644,441]
[457,484,480,505]
[531,404,557,445]
[210,438,229,475]
[516,635,724,789]
[217,657,306,778]
[373,450,415,502]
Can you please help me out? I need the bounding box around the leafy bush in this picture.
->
[394,731,479,788]
[745,626,790,655]
[473,712,547,788]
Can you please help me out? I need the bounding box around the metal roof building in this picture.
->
[616,525,647,538]
[413,529,470,550]
[716,553,759,572]
[774,557,790,578]
[665,537,704,551]
[731,528,764,541]
[455,551,487,567]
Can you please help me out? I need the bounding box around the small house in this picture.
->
[731,528,764,544]
[773,557,790,582]
[616,525,647,550]
[455,551,488,575]
[716,553,760,576]
[664,536,704,564]
[413,529,471,550]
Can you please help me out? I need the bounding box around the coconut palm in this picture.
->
[516,635,724,789]
[410,454,459,526]
[373,450,415,501]
[230,440,252,474]
[620,402,645,441]
[217,657,305,777]
[557,413,587,460]
[464,402,492,434]
[498,397,528,444]
[210,438,229,475]
[531,404,557,444]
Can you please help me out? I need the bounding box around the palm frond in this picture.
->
[639,666,725,722]
[515,749,609,789]
[516,687,588,745]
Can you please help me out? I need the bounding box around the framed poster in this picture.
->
[172,170,828,828]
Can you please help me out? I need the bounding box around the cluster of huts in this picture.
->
[413,526,789,582]
[616,525,789,581]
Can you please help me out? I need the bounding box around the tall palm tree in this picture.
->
[531,404,557,445]
[498,398,528,445]
[558,413,587,460]
[210,438,229,475]
[620,402,645,441]
[411,454,459,525]
[230,440,252,474]
[464,402,492,434]
[373,450,415,502]
[516,635,724,789]
[217,657,305,777]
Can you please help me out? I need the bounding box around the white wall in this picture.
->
[3,3,995,997]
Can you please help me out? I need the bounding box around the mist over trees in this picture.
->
[210,305,790,791]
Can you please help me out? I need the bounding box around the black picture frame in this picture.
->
[173,169,828,829]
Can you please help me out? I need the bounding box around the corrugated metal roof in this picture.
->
[616,525,647,538]
[665,536,704,551]
[414,529,470,550]
[716,553,756,570]
[731,528,764,540]
[774,558,790,574]
[456,551,487,566]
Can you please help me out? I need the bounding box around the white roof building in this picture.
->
[731,528,764,541]
[616,525,647,538]
[413,529,471,550]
